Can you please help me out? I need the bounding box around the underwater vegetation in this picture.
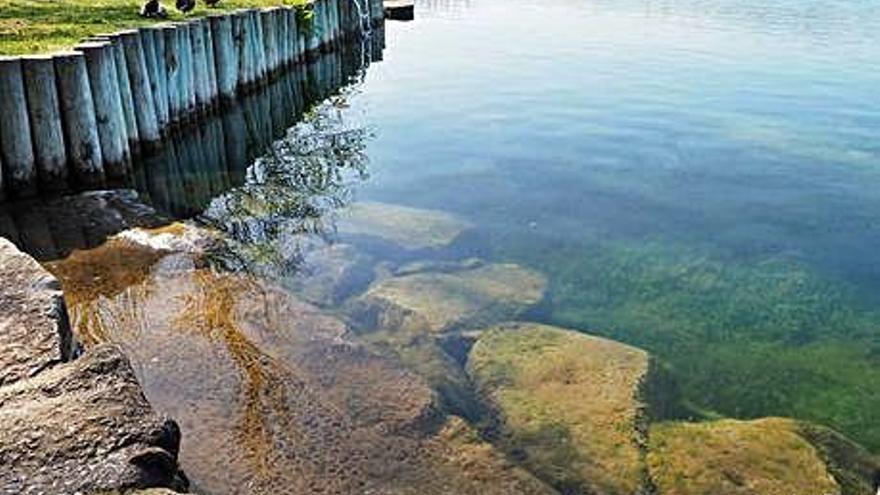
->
[501,239,880,451]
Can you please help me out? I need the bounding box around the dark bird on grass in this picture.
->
[176,0,196,13]
[139,0,169,18]
[204,0,221,7]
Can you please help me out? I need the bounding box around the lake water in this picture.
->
[2,0,879,491]
[349,0,880,450]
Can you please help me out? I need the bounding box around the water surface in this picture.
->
[3,0,880,489]
[348,0,880,450]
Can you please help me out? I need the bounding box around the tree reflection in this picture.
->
[200,91,372,279]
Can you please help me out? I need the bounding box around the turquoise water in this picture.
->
[343,0,880,449]
[4,0,879,459]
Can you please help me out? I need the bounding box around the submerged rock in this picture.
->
[0,237,78,386]
[0,344,186,494]
[468,323,650,495]
[44,223,218,347]
[427,416,558,495]
[347,262,546,419]
[351,262,547,335]
[337,201,471,250]
[467,323,880,495]
[648,418,841,495]
[281,241,376,307]
[52,226,555,495]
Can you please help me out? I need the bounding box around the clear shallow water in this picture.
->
[347,0,880,449]
[2,0,879,488]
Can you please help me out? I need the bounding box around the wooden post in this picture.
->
[75,42,130,180]
[272,8,284,70]
[140,28,168,131]
[203,20,220,104]
[176,24,197,117]
[162,25,183,124]
[54,51,105,187]
[232,10,251,90]
[261,9,277,75]
[316,0,328,51]
[329,0,340,45]
[288,7,299,64]
[0,56,37,197]
[21,55,68,191]
[278,7,290,67]
[251,10,267,82]
[120,30,161,146]
[210,14,238,102]
[100,33,140,153]
[371,0,384,25]
[306,3,321,56]
[149,26,171,131]
[189,20,211,110]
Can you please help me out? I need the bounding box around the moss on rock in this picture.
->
[337,201,471,250]
[351,263,547,335]
[647,418,841,495]
[468,323,650,495]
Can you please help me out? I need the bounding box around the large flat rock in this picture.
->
[48,225,556,494]
[468,323,650,494]
[0,237,77,387]
[648,418,841,495]
[351,262,547,335]
[337,201,471,250]
[0,344,186,494]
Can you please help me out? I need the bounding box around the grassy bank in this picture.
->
[0,0,308,55]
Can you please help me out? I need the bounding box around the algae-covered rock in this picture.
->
[647,418,841,495]
[425,416,559,495]
[347,262,546,419]
[468,323,650,495]
[796,422,880,495]
[351,263,547,335]
[337,201,471,250]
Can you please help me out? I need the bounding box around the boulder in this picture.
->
[350,262,546,335]
[347,262,546,419]
[425,416,559,495]
[468,323,650,495]
[337,201,471,250]
[0,237,78,387]
[0,344,186,494]
[281,241,376,307]
[648,418,841,495]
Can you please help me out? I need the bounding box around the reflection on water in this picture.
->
[136,34,384,220]
[4,0,880,490]
[0,30,383,261]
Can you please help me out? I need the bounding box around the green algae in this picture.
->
[496,239,880,451]
[468,323,650,495]
[648,418,842,495]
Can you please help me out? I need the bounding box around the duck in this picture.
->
[139,0,169,18]
[176,0,196,13]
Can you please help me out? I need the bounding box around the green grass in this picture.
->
[0,0,309,55]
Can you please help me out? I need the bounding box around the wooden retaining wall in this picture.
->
[0,0,385,201]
